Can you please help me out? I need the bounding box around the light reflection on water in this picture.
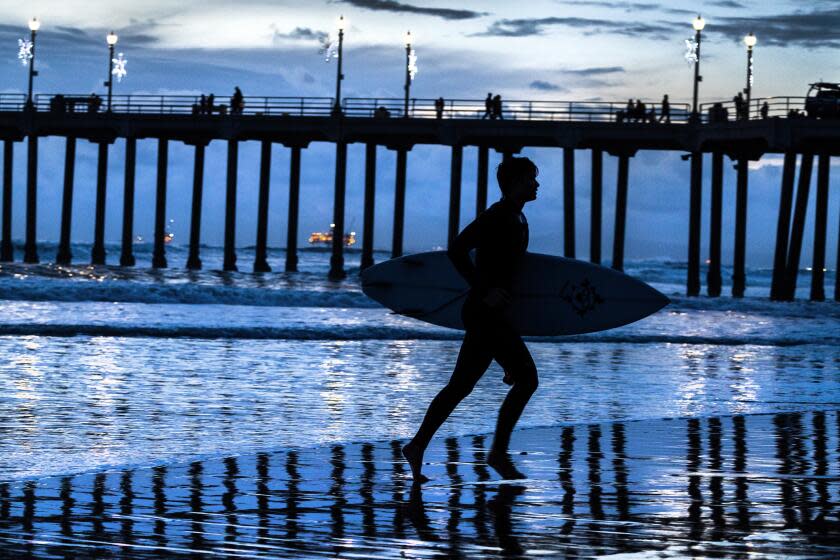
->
[0,336,838,482]
[0,412,838,558]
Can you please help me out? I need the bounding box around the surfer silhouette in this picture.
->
[403,156,540,483]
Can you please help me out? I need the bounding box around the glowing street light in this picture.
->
[403,31,418,117]
[105,31,118,112]
[24,17,41,109]
[690,15,705,122]
[743,32,756,117]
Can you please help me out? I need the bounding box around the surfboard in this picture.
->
[361,251,669,336]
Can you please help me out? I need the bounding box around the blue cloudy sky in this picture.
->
[1,0,838,268]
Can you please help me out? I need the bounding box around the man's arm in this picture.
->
[447,218,481,291]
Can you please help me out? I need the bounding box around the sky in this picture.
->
[1,0,839,270]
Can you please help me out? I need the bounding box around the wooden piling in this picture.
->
[328,141,347,279]
[448,145,463,247]
[590,149,602,265]
[1,141,13,262]
[612,154,629,271]
[732,157,749,298]
[285,146,301,273]
[91,142,109,265]
[686,152,702,296]
[119,138,137,267]
[564,148,575,258]
[223,140,239,272]
[707,152,723,297]
[783,152,814,300]
[360,143,376,271]
[152,139,168,269]
[254,140,272,273]
[476,146,488,217]
[810,153,829,301]
[23,135,38,264]
[770,152,796,300]
[391,148,407,258]
[186,143,205,270]
[56,137,76,265]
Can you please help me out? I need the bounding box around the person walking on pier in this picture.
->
[482,93,493,119]
[760,101,769,119]
[435,97,445,119]
[492,94,503,119]
[231,87,244,115]
[659,94,671,123]
[207,94,215,115]
[402,156,541,483]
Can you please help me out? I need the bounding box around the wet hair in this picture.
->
[496,156,538,195]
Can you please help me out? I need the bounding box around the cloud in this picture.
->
[529,80,565,91]
[555,1,660,10]
[336,0,487,20]
[711,7,840,48]
[560,66,625,76]
[555,1,694,15]
[271,26,328,43]
[475,16,675,39]
[709,0,746,7]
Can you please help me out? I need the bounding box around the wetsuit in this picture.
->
[411,198,538,454]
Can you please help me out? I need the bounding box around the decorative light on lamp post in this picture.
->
[24,17,41,110]
[332,15,345,115]
[403,31,418,117]
[105,31,118,112]
[690,14,705,123]
[743,32,756,118]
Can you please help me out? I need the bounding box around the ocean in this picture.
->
[0,242,838,557]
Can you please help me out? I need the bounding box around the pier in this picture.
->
[0,93,837,300]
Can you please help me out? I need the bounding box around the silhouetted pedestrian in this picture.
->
[659,94,671,123]
[199,94,207,115]
[483,93,493,119]
[624,99,634,122]
[88,93,102,113]
[733,93,744,121]
[207,94,215,115]
[231,86,244,115]
[634,99,645,123]
[435,97,445,119]
[493,94,503,120]
[760,101,769,119]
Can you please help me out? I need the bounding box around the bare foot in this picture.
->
[487,450,527,480]
[402,442,430,483]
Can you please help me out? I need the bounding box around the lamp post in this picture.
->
[332,15,345,116]
[743,32,756,119]
[690,14,705,123]
[105,31,118,112]
[26,17,41,110]
[403,31,412,117]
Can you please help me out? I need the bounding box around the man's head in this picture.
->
[497,156,539,203]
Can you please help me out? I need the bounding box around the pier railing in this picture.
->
[0,93,823,124]
[343,97,694,122]
[0,93,26,111]
[0,92,701,122]
[699,96,808,122]
[28,94,336,116]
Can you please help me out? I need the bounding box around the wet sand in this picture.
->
[1,410,839,558]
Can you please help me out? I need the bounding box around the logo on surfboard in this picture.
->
[559,278,604,317]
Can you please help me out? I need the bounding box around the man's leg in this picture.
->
[403,330,493,482]
[488,331,538,479]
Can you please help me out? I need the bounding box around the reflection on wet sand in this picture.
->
[1,411,839,558]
